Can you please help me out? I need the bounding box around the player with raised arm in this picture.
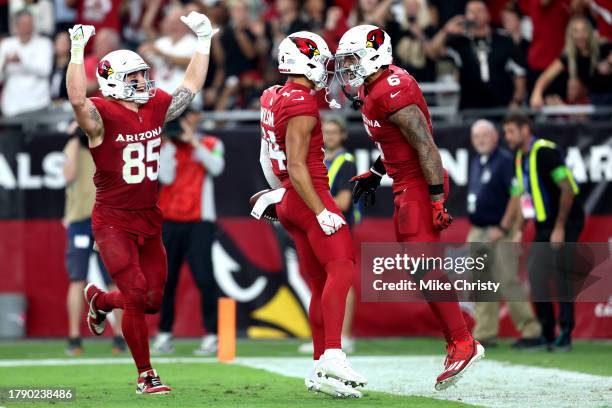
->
[257,32,366,398]
[335,25,484,390]
[65,12,216,394]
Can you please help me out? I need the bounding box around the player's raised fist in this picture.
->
[180,12,217,39]
[68,25,95,46]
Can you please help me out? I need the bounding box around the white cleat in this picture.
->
[318,349,368,387]
[305,369,362,398]
[193,334,218,355]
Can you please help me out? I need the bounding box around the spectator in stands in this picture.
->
[139,6,200,105]
[500,2,529,62]
[321,6,349,51]
[503,113,584,351]
[526,0,571,91]
[62,121,125,356]
[12,0,54,36]
[0,9,52,117]
[430,0,527,109]
[530,16,612,107]
[83,28,120,97]
[429,0,466,27]
[348,0,394,26]
[216,0,268,110]
[53,0,76,33]
[467,119,542,350]
[153,109,225,355]
[589,0,612,41]
[385,0,438,82]
[50,31,70,103]
[66,0,122,35]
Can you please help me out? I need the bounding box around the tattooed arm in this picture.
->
[165,86,196,123]
[388,104,444,202]
[66,57,104,147]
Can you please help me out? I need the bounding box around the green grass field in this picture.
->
[0,338,611,408]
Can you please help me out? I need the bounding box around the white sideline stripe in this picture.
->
[0,357,217,367]
[236,356,612,408]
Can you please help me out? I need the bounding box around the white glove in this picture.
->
[68,25,95,64]
[316,209,346,236]
[180,11,218,55]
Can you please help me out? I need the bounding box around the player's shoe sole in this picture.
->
[435,342,485,391]
[306,372,362,398]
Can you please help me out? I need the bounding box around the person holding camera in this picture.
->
[429,0,527,109]
[152,109,225,355]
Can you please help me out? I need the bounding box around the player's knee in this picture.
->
[144,290,164,314]
[122,288,146,312]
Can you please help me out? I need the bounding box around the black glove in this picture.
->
[350,156,385,206]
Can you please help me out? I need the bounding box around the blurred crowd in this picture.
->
[0,0,611,117]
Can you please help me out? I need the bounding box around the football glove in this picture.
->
[180,11,218,54]
[351,170,382,206]
[432,200,453,231]
[68,25,95,64]
[316,209,346,236]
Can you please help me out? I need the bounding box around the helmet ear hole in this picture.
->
[307,63,316,69]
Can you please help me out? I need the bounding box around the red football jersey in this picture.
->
[89,90,172,235]
[260,81,328,190]
[359,65,433,193]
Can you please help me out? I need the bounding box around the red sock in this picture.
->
[95,290,124,312]
[321,259,353,350]
[308,276,326,360]
[429,301,471,343]
[427,301,453,344]
[121,288,151,373]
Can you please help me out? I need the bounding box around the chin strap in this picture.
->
[324,87,341,109]
[341,86,363,111]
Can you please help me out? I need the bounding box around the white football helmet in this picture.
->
[278,31,333,91]
[335,25,393,88]
[96,50,155,104]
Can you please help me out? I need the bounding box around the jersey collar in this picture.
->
[365,67,393,93]
[284,80,316,95]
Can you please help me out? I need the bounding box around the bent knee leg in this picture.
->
[144,289,164,314]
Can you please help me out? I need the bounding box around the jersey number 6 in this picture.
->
[122,139,160,184]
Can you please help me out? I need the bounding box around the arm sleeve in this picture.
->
[158,141,177,185]
[194,138,225,177]
[334,160,356,193]
[259,136,282,189]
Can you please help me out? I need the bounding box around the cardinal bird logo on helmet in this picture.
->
[366,29,384,50]
[97,60,113,79]
[290,37,321,59]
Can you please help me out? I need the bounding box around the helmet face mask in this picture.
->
[334,51,368,88]
[334,25,393,89]
[96,50,156,104]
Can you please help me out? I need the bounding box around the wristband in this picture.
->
[195,36,212,55]
[370,167,384,178]
[428,184,444,195]
[371,156,386,176]
[70,44,85,65]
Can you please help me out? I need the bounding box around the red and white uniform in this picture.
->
[89,90,172,237]
[359,65,447,242]
[259,80,354,265]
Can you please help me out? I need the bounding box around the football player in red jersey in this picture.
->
[258,31,365,398]
[335,25,484,390]
[65,12,216,394]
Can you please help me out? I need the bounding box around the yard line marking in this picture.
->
[237,356,612,408]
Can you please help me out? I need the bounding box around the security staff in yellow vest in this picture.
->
[503,114,584,351]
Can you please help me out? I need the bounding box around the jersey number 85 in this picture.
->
[122,139,160,184]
